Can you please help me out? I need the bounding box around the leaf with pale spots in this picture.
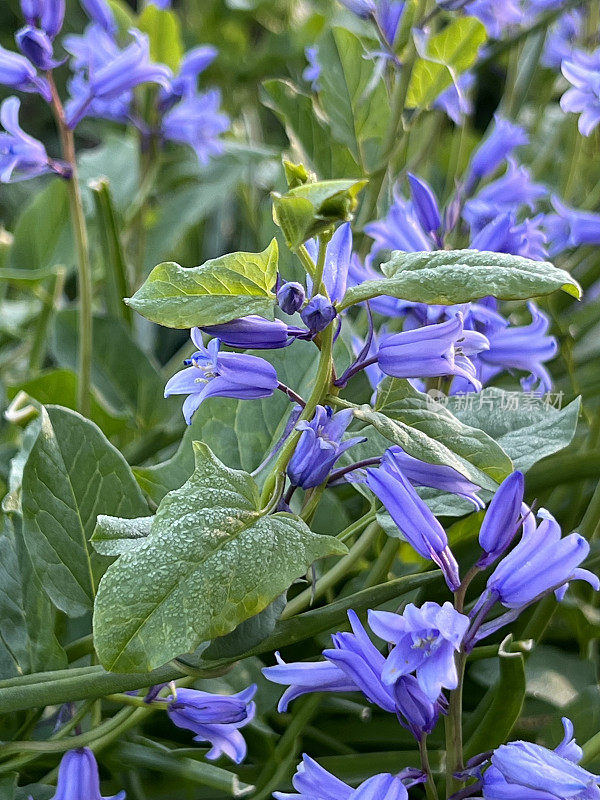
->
[93,443,347,673]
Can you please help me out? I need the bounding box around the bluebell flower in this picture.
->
[0,96,67,183]
[407,173,442,237]
[339,0,377,17]
[440,0,522,39]
[160,45,219,110]
[278,281,306,315]
[198,315,303,350]
[50,748,125,800]
[65,29,172,128]
[484,719,600,800]
[376,314,489,391]
[477,471,526,567]
[470,212,548,262]
[544,196,600,255]
[167,686,256,764]
[478,302,557,393]
[80,0,117,35]
[392,674,443,739]
[368,602,470,701]
[146,0,172,6]
[469,509,600,646]
[300,295,337,334]
[347,256,407,318]
[383,446,485,510]
[542,9,583,70]
[161,89,229,165]
[15,26,61,71]
[164,333,278,424]
[366,457,462,590]
[434,71,475,124]
[466,115,529,186]
[305,223,353,304]
[365,185,434,255]
[275,755,421,800]
[561,49,600,136]
[0,44,50,100]
[376,1,406,46]
[287,406,365,489]
[21,0,65,39]
[262,610,395,712]
[463,160,547,234]
[303,46,321,91]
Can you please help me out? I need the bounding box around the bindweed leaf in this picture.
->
[93,443,347,672]
[272,179,367,249]
[407,17,486,109]
[91,516,153,557]
[340,249,582,309]
[126,239,279,328]
[20,406,149,617]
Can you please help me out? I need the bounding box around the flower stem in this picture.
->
[445,651,467,796]
[47,73,93,417]
[419,735,440,800]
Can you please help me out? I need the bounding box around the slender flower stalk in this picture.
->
[47,72,92,417]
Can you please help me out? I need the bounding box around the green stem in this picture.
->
[260,322,335,506]
[419,735,440,800]
[578,478,600,541]
[47,73,93,417]
[445,652,466,796]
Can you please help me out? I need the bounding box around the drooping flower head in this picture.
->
[167,685,257,764]
[478,302,558,393]
[369,602,470,701]
[50,748,125,800]
[300,295,337,334]
[287,406,366,489]
[383,445,485,510]
[161,89,229,165]
[80,0,118,35]
[20,0,65,39]
[544,195,600,256]
[0,96,68,183]
[278,281,306,315]
[0,44,51,100]
[466,115,529,187]
[376,314,489,391]
[275,754,422,800]
[65,29,172,128]
[164,332,278,424]
[366,453,462,590]
[477,471,527,567]
[484,718,600,800]
[198,315,304,350]
[561,49,600,136]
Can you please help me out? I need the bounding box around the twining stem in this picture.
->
[47,73,93,417]
[419,735,440,800]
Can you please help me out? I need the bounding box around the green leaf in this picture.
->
[464,635,526,759]
[20,406,149,616]
[376,378,513,484]
[93,443,347,672]
[273,179,367,250]
[317,27,390,165]
[137,5,184,72]
[9,180,72,271]
[52,311,173,429]
[0,513,66,679]
[6,369,128,438]
[126,239,279,328]
[260,79,360,178]
[407,17,486,108]
[91,516,153,556]
[446,389,581,473]
[340,249,582,310]
[203,595,287,661]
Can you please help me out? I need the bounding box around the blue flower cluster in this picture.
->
[0,0,229,183]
